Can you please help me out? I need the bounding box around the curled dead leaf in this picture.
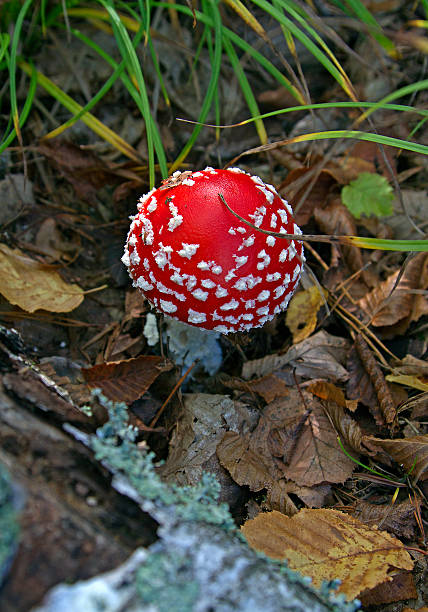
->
[82,355,173,404]
[0,243,84,313]
[358,253,428,332]
[370,434,428,483]
[285,285,328,344]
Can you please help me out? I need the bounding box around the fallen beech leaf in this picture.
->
[348,140,397,180]
[359,570,417,606]
[242,330,350,383]
[307,380,358,412]
[160,394,251,487]
[346,345,379,411]
[281,393,356,486]
[354,334,396,425]
[398,354,428,377]
[321,400,374,457]
[241,509,413,600]
[265,480,299,516]
[404,392,428,419]
[82,355,173,403]
[218,421,333,516]
[386,373,428,392]
[351,499,417,540]
[0,243,84,313]
[218,389,355,508]
[246,374,289,403]
[38,139,122,203]
[217,430,275,491]
[371,434,428,483]
[358,253,428,330]
[286,285,328,343]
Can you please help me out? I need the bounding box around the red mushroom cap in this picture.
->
[122,167,304,333]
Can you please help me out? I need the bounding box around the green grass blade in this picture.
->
[356,79,428,125]
[346,237,428,252]
[0,60,37,154]
[169,0,223,172]
[274,0,356,100]
[223,36,268,144]
[69,26,169,175]
[343,0,396,55]
[249,0,357,100]
[151,1,306,104]
[177,100,428,129]
[8,0,34,145]
[99,0,158,187]
[0,33,10,63]
[237,129,428,159]
[44,28,129,139]
[18,60,141,161]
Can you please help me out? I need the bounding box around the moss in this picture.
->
[0,463,19,584]
[136,552,199,612]
[90,391,360,612]
[91,390,234,530]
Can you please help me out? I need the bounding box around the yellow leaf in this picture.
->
[0,243,84,313]
[386,373,428,392]
[242,509,413,600]
[286,285,328,343]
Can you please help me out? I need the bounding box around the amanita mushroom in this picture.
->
[122,167,304,334]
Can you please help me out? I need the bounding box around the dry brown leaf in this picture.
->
[241,509,413,600]
[371,434,428,483]
[246,374,289,403]
[351,499,417,540]
[347,140,397,180]
[0,243,84,313]
[221,389,355,488]
[35,218,79,262]
[358,253,428,330]
[285,285,328,344]
[124,289,147,320]
[398,355,428,377]
[403,392,428,419]
[82,355,173,404]
[314,199,367,279]
[242,330,350,383]
[38,139,124,203]
[160,393,253,488]
[307,380,358,412]
[217,430,273,492]
[278,166,336,226]
[387,355,428,393]
[346,345,379,410]
[321,400,374,457]
[265,480,299,516]
[281,393,356,486]
[354,334,396,425]
[359,570,417,606]
[217,409,334,515]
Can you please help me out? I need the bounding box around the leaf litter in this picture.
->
[1,6,428,609]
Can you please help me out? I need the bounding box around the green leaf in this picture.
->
[341,172,394,219]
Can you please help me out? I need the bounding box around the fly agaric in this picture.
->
[122,167,304,334]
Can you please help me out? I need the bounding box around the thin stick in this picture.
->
[149,361,196,428]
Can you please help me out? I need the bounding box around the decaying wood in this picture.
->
[0,329,157,612]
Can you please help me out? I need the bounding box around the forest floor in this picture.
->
[0,2,427,611]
